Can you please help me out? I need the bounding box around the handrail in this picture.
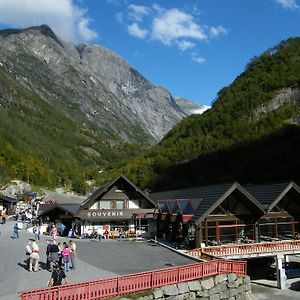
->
[18,259,246,300]
[186,240,300,258]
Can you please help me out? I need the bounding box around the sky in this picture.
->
[0,0,299,106]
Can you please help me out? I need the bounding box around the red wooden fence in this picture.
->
[186,240,300,258]
[18,259,246,300]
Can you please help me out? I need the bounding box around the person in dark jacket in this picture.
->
[47,263,67,286]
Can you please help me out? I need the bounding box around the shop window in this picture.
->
[99,201,111,209]
[277,217,293,239]
[116,200,124,209]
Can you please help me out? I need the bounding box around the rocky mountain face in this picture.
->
[174,97,210,115]
[0,25,203,143]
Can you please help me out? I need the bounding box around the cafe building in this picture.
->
[76,175,158,237]
[245,181,300,241]
[151,182,266,248]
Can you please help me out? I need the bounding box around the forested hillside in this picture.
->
[0,64,145,191]
[117,38,300,190]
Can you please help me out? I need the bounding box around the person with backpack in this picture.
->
[62,244,72,272]
[47,263,67,287]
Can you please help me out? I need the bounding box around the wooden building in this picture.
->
[76,175,157,237]
[0,195,19,214]
[245,181,300,241]
[151,182,266,248]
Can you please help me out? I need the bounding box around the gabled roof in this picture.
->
[38,204,81,216]
[244,181,300,211]
[191,182,265,225]
[151,182,265,226]
[43,192,85,205]
[80,175,157,209]
[0,195,18,203]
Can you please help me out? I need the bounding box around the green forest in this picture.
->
[117,37,300,190]
[0,37,300,193]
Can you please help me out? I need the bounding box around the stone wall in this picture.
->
[124,273,253,300]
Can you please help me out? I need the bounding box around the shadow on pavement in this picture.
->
[290,280,300,291]
[17,262,28,271]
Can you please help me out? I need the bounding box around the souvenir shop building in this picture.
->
[38,175,157,237]
[76,175,157,237]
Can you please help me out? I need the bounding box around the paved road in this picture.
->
[0,220,194,300]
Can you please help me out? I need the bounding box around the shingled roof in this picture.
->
[38,204,81,216]
[244,181,300,211]
[81,174,157,209]
[150,182,265,226]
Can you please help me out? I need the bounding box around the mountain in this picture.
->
[0,25,202,190]
[175,97,210,115]
[0,25,190,143]
[117,37,300,190]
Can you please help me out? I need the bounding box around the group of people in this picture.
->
[46,239,77,273]
[24,238,77,286]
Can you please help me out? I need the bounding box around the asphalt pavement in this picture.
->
[0,220,194,300]
[1,220,300,300]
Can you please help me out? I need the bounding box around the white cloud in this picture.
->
[152,8,207,45]
[274,0,300,9]
[128,4,151,22]
[128,22,148,39]
[210,25,228,38]
[191,53,206,64]
[177,40,195,51]
[0,0,98,42]
[77,18,98,41]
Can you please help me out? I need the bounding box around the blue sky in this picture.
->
[0,0,299,106]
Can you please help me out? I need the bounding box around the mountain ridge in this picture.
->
[0,24,205,190]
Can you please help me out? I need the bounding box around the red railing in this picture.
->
[18,259,246,300]
[186,240,300,258]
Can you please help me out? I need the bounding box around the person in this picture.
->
[33,224,40,240]
[29,241,39,272]
[13,223,19,239]
[25,241,32,270]
[50,225,57,240]
[59,223,66,236]
[69,240,77,269]
[2,211,7,224]
[47,263,67,287]
[62,244,72,272]
[48,240,60,271]
[104,229,109,239]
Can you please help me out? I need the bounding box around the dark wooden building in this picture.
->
[245,181,300,241]
[151,182,266,247]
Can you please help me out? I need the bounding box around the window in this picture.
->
[99,201,111,209]
[116,200,124,209]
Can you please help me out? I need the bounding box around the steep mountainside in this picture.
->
[117,38,300,190]
[0,25,204,190]
[0,25,190,142]
[174,97,210,115]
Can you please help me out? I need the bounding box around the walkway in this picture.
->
[0,220,194,300]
